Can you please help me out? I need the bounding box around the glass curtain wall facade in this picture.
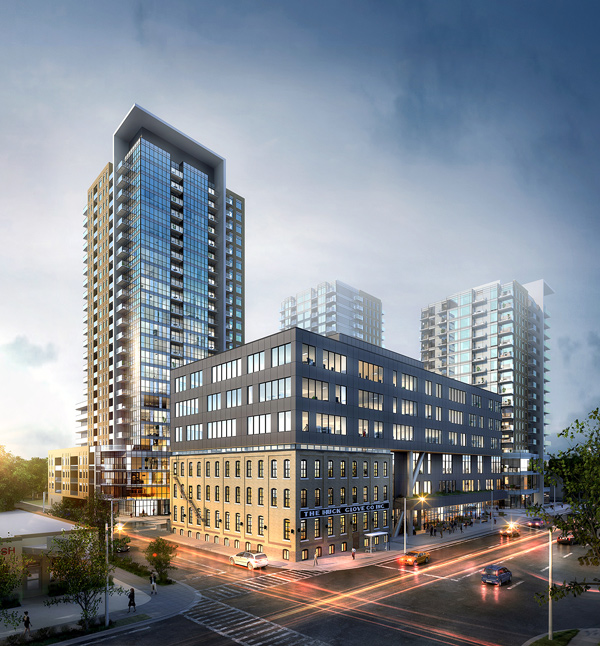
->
[420,279,552,507]
[81,105,245,516]
[280,280,384,347]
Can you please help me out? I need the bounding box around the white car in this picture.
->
[229,551,269,570]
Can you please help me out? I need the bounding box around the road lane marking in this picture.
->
[507,580,524,589]
[563,553,572,558]
[175,557,225,573]
[456,571,479,580]
[540,566,549,572]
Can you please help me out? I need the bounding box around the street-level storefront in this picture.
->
[0,510,77,599]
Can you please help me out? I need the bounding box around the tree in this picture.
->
[0,447,48,511]
[0,540,30,629]
[45,527,118,629]
[144,537,177,584]
[49,490,115,543]
[530,408,600,601]
[0,446,28,511]
[16,457,48,499]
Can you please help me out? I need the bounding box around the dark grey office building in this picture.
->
[169,328,503,562]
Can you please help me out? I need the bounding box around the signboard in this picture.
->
[299,501,390,519]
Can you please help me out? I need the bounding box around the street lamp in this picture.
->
[104,522,109,627]
[548,527,553,640]
[418,495,427,531]
[403,496,407,554]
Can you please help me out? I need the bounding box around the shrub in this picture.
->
[113,556,151,578]
[0,596,20,610]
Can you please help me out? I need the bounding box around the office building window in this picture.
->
[300,489,307,507]
[314,519,321,538]
[272,343,291,367]
[302,344,316,365]
[359,361,383,382]
[358,419,369,437]
[393,424,414,441]
[323,350,347,373]
[401,374,417,391]
[300,519,307,540]
[402,400,417,416]
[247,351,265,373]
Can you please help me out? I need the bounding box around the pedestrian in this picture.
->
[493,517,496,525]
[460,524,463,533]
[128,587,136,613]
[351,547,356,560]
[430,526,434,537]
[22,611,31,636]
[313,550,319,566]
[150,572,157,595]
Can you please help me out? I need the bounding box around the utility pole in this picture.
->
[105,523,109,627]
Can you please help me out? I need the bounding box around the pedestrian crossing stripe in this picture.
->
[202,569,329,600]
[186,596,330,646]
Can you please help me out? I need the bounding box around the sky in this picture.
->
[1,0,599,459]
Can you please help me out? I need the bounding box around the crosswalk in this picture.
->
[202,569,329,601]
[186,596,330,646]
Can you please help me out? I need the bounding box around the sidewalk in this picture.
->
[523,628,600,646]
[0,569,198,641]
[135,506,547,572]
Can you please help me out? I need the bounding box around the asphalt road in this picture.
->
[91,530,599,646]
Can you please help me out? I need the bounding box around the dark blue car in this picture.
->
[481,564,512,586]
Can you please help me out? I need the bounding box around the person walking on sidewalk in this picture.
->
[150,572,157,595]
[313,550,319,566]
[351,547,356,560]
[22,611,31,637]
[128,588,136,613]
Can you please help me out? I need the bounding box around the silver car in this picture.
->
[229,551,269,570]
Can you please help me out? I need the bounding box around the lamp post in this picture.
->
[419,495,427,532]
[548,527,553,640]
[104,522,109,627]
[403,496,407,554]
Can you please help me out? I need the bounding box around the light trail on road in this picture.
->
[235,532,552,645]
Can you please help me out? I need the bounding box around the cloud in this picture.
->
[0,335,57,367]
[1,423,72,460]
[588,331,600,369]
[556,335,580,367]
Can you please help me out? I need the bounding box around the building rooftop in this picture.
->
[0,510,77,539]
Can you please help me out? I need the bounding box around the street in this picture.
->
[84,529,599,646]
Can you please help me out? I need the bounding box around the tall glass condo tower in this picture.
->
[82,105,245,515]
[420,279,552,507]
